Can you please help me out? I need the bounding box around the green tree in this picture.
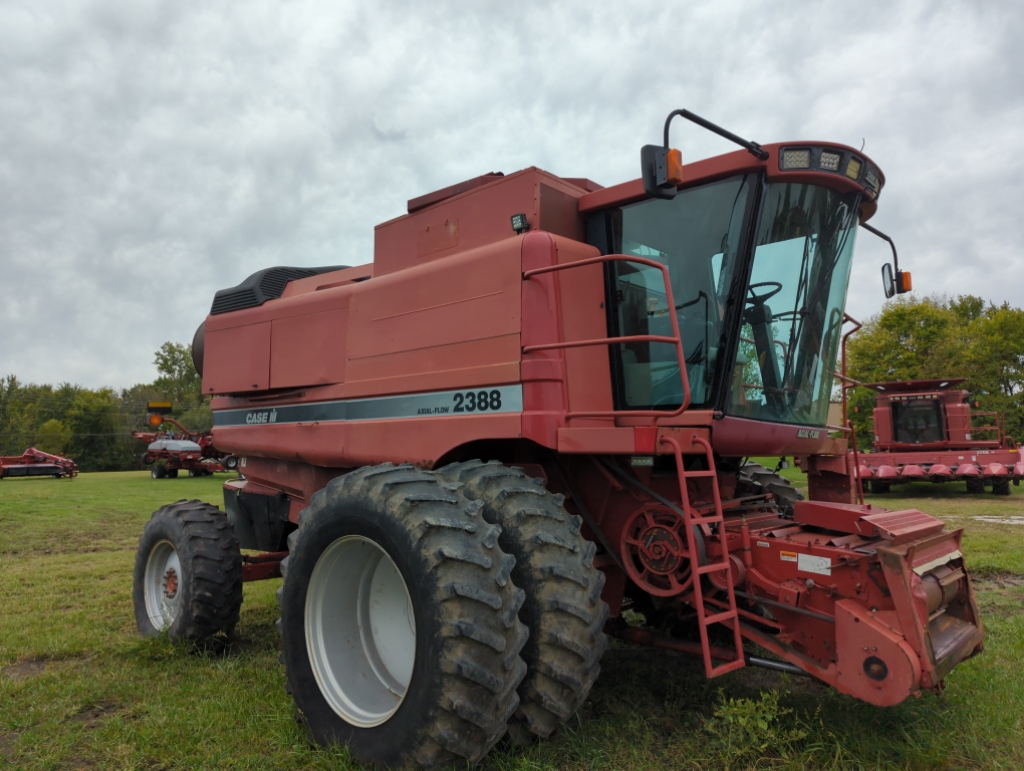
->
[34,419,71,455]
[178,404,214,432]
[153,342,203,411]
[65,390,126,472]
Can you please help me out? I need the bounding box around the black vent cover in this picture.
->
[210,265,348,315]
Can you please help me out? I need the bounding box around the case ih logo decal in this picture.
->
[796,429,820,439]
[245,409,278,425]
[213,385,523,428]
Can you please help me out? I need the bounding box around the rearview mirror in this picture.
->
[882,263,896,298]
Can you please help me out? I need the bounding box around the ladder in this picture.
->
[661,435,745,677]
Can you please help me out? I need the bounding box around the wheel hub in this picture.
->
[143,540,182,630]
[163,568,178,599]
[305,535,416,727]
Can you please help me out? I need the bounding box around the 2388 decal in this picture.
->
[453,389,502,413]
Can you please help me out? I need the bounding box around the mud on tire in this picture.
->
[132,499,243,640]
[439,460,610,741]
[275,463,528,768]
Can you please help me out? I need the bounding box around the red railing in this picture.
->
[523,254,691,423]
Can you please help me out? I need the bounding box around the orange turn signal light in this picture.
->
[147,413,163,427]
[666,148,684,185]
[898,271,912,293]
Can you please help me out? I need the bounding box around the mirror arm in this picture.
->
[860,222,899,274]
[664,110,769,160]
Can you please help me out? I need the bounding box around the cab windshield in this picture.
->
[728,182,859,425]
[598,176,859,426]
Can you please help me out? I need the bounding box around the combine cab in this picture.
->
[0,448,78,479]
[132,110,984,768]
[857,379,1023,494]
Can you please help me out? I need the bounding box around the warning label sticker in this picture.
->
[780,551,798,562]
[757,541,771,548]
[798,553,832,576]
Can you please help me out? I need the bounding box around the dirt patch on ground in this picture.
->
[68,702,123,729]
[972,516,1024,526]
[973,574,1024,589]
[0,731,17,760]
[2,658,48,681]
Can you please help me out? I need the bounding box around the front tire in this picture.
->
[276,463,528,768]
[151,465,166,479]
[132,500,243,640]
[439,460,609,741]
[223,455,239,471]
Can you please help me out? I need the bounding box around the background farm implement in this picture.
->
[0,447,78,479]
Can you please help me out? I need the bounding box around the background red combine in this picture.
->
[132,110,984,768]
[854,379,1023,494]
[0,447,78,479]
[132,401,238,478]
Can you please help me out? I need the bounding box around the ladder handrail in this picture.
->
[523,253,691,423]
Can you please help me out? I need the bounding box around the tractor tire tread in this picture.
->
[737,462,803,514]
[439,460,609,741]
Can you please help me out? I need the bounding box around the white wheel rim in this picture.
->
[144,540,182,630]
[305,535,416,727]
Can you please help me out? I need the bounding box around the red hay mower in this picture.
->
[0,447,78,479]
[132,109,983,768]
[854,379,1023,494]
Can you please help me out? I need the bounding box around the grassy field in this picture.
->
[1,469,1023,770]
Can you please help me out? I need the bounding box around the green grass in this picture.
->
[2,471,1024,769]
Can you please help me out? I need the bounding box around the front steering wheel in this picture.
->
[746,281,782,304]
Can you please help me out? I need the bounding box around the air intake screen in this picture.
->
[210,265,348,315]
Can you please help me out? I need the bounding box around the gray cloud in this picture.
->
[1,0,1022,388]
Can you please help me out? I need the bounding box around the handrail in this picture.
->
[839,313,862,428]
[523,254,691,423]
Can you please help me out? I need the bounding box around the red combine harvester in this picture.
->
[0,447,78,479]
[133,402,238,478]
[855,379,1023,495]
[133,110,984,768]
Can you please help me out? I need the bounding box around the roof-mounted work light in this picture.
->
[510,213,530,234]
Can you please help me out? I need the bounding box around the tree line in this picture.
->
[846,294,1024,449]
[0,343,208,472]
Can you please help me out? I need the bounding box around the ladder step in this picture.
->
[708,657,746,678]
[683,470,717,478]
[703,610,738,626]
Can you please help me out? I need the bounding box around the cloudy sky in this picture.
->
[2,0,1022,389]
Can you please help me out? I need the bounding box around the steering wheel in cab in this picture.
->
[745,281,782,306]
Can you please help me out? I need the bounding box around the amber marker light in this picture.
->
[665,148,684,185]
